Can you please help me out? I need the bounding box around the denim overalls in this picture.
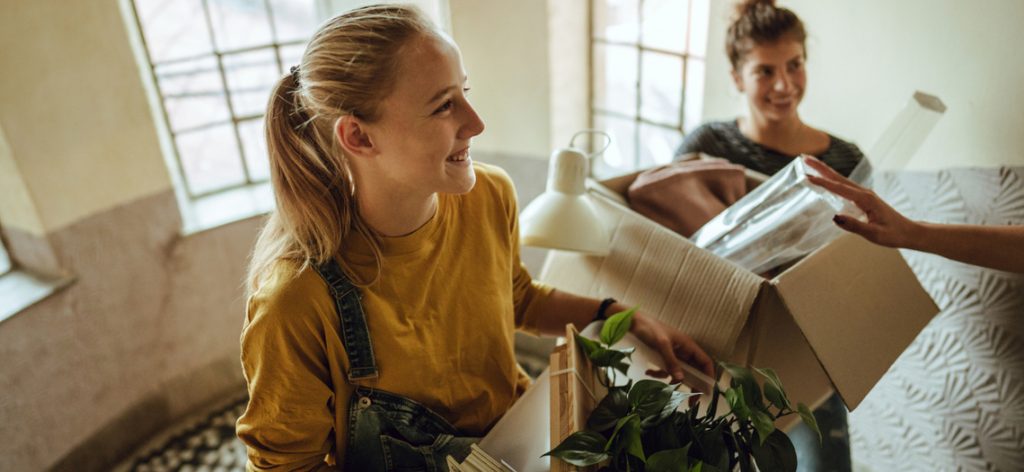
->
[314,259,479,471]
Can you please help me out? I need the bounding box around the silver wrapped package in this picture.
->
[690,157,865,274]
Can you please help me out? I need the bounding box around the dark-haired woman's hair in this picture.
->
[725,0,806,69]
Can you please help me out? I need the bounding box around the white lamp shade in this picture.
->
[519,148,610,255]
[520,192,609,255]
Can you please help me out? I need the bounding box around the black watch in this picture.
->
[593,298,618,322]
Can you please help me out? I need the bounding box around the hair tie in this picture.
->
[290,65,301,84]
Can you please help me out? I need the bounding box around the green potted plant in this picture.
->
[544,308,821,472]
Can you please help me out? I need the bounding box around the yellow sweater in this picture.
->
[236,163,553,471]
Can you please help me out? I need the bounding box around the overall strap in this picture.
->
[313,259,379,381]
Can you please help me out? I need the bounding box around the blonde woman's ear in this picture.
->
[335,115,377,159]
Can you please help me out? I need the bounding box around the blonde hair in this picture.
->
[247,4,438,294]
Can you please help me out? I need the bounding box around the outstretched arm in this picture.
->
[804,156,1024,273]
[532,289,717,386]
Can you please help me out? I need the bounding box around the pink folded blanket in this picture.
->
[627,159,751,238]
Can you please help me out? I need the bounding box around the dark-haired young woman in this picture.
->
[677,1,861,471]
[677,0,864,179]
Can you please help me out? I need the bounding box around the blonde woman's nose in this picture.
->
[459,103,486,139]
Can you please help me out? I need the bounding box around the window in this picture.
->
[590,0,709,178]
[128,0,329,199]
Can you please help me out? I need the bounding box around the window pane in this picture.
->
[157,57,231,132]
[224,49,280,117]
[279,43,305,73]
[177,125,247,195]
[593,43,638,116]
[270,0,321,43]
[683,57,705,133]
[688,0,710,56]
[0,239,11,275]
[207,0,275,50]
[593,114,637,178]
[640,0,688,54]
[134,0,214,63]
[239,118,271,181]
[639,123,681,168]
[594,0,639,43]
[640,51,683,127]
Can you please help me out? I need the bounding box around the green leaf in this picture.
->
[750,409,776,446]
[720,362,764,412]
[754,367,791,411]
[590,347,633,369]
[644,414,685,452]
[724,388,750,420]
[688,461,703,472]
[575,334,603,358]
[750,429,797,472]
[646,446,690,472]
[692,422,728,471]
[797,403,822,443]
[588,388,630,432]
[543,430,610,467]
[628,380,674,421]
[600,306,637,346]
[649,390,700,428]
[608,414,645,461]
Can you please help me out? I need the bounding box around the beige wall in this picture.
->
[0,0,172,235]
[0,125,46,236]
[547,0,591,153]
[0,2,250,470]
[449,0,552,159]
[701,0,1024,170]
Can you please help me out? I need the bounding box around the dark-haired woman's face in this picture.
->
[732,39,806,123]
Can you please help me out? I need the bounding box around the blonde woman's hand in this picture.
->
[803,155,922,248]
[629,311,716,390]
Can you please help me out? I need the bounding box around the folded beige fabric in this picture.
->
[627,158,750,238]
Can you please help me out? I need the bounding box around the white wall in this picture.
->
[449,0,552,159]
[701,0,1024,170]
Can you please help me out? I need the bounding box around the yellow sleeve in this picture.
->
[489,165,554,334]
[236,277,350,471]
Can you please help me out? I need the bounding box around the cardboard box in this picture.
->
[538,171,939,417]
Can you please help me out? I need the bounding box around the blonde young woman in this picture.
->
[236,5,715,471]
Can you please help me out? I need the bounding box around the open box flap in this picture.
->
[539,187,764,358]
[734,287,836,430]
[772,233,939,410]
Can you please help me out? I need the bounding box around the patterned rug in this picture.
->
[114,353,550,471]
[115,395,249,472]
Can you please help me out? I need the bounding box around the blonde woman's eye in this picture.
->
[434,100,454,114]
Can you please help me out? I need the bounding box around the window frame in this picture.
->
[127,0,325,201]
[588,0,707,173]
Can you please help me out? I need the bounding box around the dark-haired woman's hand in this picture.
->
[803,155,922,248]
